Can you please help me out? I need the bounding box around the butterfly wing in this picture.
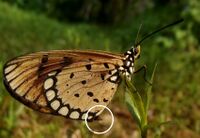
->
[3,50,124,120]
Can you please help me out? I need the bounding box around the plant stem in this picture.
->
[141,127,147,138]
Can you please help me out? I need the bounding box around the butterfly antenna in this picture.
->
[134,23,143,47]
[137,18,184,45]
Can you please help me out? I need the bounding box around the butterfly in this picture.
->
[3,19,183,121]
[3,48,140,121]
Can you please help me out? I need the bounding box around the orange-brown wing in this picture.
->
[3,50,124,120]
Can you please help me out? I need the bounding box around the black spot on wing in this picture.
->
[85,64,91,70]
[38,55,48,75]
[104,63,109,69]
[41,55,48,63]
[103,98,108,102]
[81,80,86,85]
[74,93,79,97]
[70,73,74,78]
[93,99,99,103]
[87,92,93,97]
[100,74,105,80]
[62,57,73,66]
[88,58,94,61]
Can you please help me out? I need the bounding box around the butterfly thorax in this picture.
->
[118,45,140,80]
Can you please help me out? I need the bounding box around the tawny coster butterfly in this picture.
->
[3,19,183,121]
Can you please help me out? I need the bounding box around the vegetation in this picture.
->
[0,0,200,137]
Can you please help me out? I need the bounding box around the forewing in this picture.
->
[3,50,124,120]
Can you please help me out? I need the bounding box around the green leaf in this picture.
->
[144,63,157,115]
[124,77,146,128]
[125,91,141,127]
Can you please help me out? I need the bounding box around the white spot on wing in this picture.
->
[70,111,80,119]
[82,113,86,120]
[46,90,55,101]
[48,71,57,76]
[15,88,22,96]
[5,64,17,74]
[110,75,118,81]
[88,115,93,120]
[111,69,117,74]
[9,81,18,91]
[119,67,124,71]
[58,106,69,116]
[44,78,54,90]
[50,100,60,110]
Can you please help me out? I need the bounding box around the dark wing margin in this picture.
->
[3,54,56,114]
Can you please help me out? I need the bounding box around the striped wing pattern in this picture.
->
[3,50,124,120]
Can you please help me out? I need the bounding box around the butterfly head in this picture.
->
[124,44,141,62]
[121,44,141,79]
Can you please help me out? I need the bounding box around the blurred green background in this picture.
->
[0,0,199,137]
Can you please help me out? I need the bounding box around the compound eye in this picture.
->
[134,45,141,59]
[134,48,139,54]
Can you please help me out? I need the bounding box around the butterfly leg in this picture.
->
[134,65,152,85]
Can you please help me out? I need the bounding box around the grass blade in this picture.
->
[144,63,157,114]
[124,77,146,128]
